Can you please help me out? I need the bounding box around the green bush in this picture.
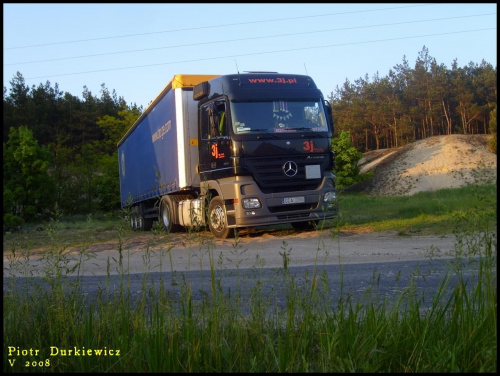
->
[3,212,24,228]
[332,130,372,190]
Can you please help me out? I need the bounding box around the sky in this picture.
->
[3,3,497,110]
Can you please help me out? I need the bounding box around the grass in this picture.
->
[3,184,497,372]
[3,184,496,252]
[3,212,123,252]
[334,184,497,235]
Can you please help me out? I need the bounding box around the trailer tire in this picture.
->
[143,217,153,231]
[130,211,139,230]
[140,211,153,231]
[208,197,233,239]
[130,206,153,231]
[159,196,181,233]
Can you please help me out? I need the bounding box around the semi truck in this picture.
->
[117,72,337,239]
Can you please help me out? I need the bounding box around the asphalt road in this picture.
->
[4,228,483,313]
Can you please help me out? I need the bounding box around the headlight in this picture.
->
[242,198,262,209]
[323,191,336,202]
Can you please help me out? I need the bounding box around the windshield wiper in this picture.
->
[247,128,270,132]
[292,127,324,137]
[256,132,279,140]
[241,128,280,139]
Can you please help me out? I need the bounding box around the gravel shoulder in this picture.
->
[3,227,458,277]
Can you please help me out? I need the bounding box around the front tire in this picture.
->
[208,197,233,239]
[291,220,318,231]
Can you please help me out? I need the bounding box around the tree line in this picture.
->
[3,73,143,227]
[329,46,497,151]
[3,47,497,227]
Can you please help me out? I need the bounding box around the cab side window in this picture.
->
[200,104,211,140]
[217,104,226,137]
[201,99,227,139]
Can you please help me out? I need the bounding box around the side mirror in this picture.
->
[323,100,334,133]
[193,81,210,100]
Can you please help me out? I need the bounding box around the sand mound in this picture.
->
[352,134,497,196]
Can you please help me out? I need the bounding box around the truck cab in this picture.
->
[193,73,337,238]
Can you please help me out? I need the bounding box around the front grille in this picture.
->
[244,155,328,193]
[268,203,317,213]
[277,213,311,220]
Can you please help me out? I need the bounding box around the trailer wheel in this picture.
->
[130,206,152,231]
[159,196,181,233]
[129,211,138,230]
[208,197,233,239]
[139,209,153,231]
[142,216,153,231]
[130,209,143,230]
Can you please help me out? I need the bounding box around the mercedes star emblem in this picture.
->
[283,161,298,177]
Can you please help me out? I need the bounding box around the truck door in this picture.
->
[199,99,232,178]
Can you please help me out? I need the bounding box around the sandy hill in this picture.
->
[350,134,497,196]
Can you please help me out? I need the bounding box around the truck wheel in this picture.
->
[208,197,233,239]
[291,220,318,231]
[159,196,181,233]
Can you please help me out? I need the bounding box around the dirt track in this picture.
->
[4,226,459,277]
[3,135,495,277]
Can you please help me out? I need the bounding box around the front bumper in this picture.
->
[217,174,337,228]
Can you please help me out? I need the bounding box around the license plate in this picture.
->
[282,196,305,204]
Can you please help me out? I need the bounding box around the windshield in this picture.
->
[230,100,328,134]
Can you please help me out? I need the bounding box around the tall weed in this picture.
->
[3,187,496,372]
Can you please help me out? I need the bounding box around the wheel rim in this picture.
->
[162,204,170,228]
[210,204,225,232]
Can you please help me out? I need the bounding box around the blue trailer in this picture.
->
[118,73,337,238]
